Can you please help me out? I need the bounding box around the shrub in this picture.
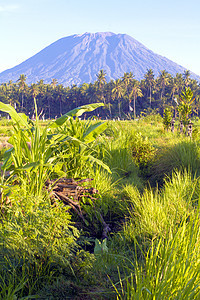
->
[163,107,173,131]
[0,190,81,298]
[129,132,156,171]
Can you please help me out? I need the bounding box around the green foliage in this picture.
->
[111,170,200,299]
[56,116,110,178]
[139,108,162,125]
[129,132,156,169]
[0,190,80,298]
[148,139,200,185]
[163,107,173,131]
[0,101,110,196]
[102,123,143,189]
[122,170,197,239]
[178,87,195,126]
[112,213,200,299]
[94,238,108,254]
[0,116,200,299]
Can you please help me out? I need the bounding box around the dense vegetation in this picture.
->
[0,97,199,299]
[0,69,200,119]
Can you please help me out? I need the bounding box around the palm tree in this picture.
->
[104,82,114,118]
[17,74,27,111]
[56,84,65,116]
[178,87,195,125]
[158,70,170,113]
[112,79,124,118]
[51,78,58,89]
[29,83,39,118]
[170,78,179,101]
[30,83,39,99]
[122,72,134,112]
[130,81,143,119]
[174,73,184,94]
[183,70,191,87]
[96,69,107,104]
[144,69,155,107]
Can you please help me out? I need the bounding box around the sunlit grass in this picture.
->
[0,114,200,298]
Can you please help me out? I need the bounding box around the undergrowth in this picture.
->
[0,113,200,299]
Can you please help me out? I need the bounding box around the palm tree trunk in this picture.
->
[134,96,136,119]
[22,92,24,110]
[48,98,51,119]
[118,98,121,118]
[59,97,62,116]
[108,101,112,118]
[149,86,152,108]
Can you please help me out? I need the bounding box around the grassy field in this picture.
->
[0,105,200,299]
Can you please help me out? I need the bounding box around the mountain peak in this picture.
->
[0,32,199,85]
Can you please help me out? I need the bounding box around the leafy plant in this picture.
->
[0,191,80,298]
[94,238,108,254]
[163,107,173,131]
[56,116,110,178]
[0,100,110,196]
[178,87,195,126]
[129,132,156,169]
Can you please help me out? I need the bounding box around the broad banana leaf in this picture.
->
[51,103,104,128]
[83,121,107,143]
[0,102,29,128]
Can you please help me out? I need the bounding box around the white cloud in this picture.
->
[0,4,18,12]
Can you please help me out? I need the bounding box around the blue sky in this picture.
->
[0,0,200,76]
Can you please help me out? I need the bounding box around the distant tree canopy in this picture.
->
[0,69,199,119]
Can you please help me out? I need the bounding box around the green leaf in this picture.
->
[2,147,14,170]
[85,155,112,173]
[101,239,108,253]
[0,102,29,128]
[50,103,104,128]
[94,238,108,254]
[94,239,102,254]
[83,122,107,143]
[16,161,40,171]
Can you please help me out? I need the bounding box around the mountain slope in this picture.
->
[0,32,199,85]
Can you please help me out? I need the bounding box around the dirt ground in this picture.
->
[0,137,12,149]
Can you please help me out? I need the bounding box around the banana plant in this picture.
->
[0,100,110,196]
[178,87,195,126]
[55,116,110,178]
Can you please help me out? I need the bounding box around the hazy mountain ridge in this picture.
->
[0,32,199,85]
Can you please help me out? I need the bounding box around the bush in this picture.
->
[0,190,81,298]
[129,132,156,172]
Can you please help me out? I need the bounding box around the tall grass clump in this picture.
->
[111,170,200,299]
[148,139,200,186]
[122,170,198,240]
[112,212,200,299]
[104,122,143,188]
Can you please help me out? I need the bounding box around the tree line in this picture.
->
[0,69,199,119]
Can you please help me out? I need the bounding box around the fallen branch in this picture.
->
[46,177,111,238]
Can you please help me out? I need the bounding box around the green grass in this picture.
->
[0,113,200,299]
[148,139,200,185]
[112,212,200,299]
